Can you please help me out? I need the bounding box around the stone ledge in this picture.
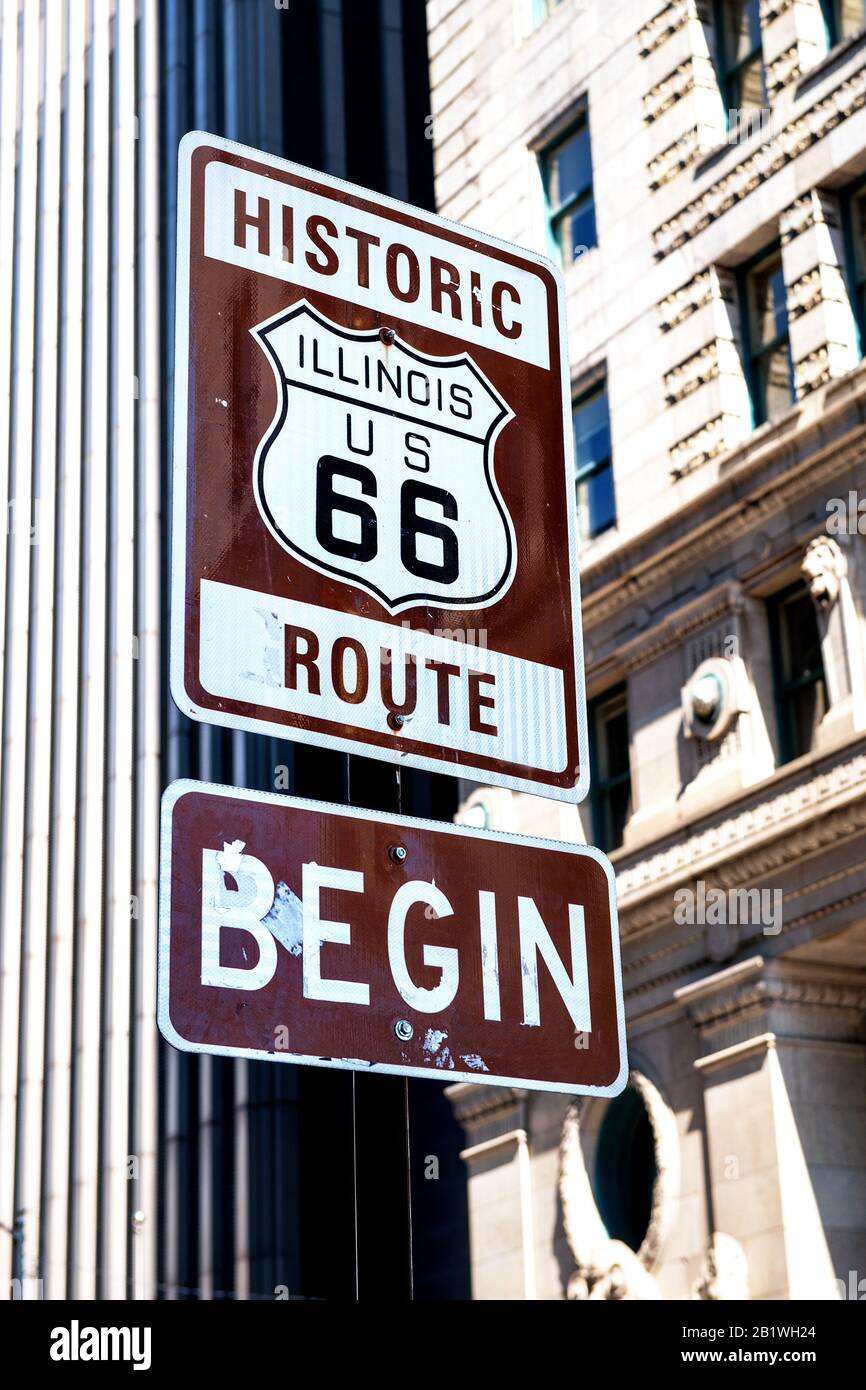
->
[616,744,866,908]
[580,362,866,628]
[676,956,866,1055]
[652,50,866,258]
[638,0,695,59]
[669,414,728,477]
[648,126,702,190]
[766,44,803,100]
[761,0,797,24]
[445,1082,527,1132]
[664,341,721,404]
[644,54,719,125]
[658,268,715,331]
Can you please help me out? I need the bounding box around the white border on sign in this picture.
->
[170,130,590,803]
[158,778,628,1098]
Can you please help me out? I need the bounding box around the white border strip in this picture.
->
[169,130,589,804]
[157,778,627,1098]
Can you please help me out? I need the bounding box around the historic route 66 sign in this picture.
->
[172,132,588,800]
[252,302,516,613]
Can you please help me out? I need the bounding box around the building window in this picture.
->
[842,178,866,353]
[532,0,564,25]
[573,382,616,541]
[594,1086,658,1253]
[713,0,766,119]
[820,0,865,46]
[589,686,632,853]
[541,112,597,266]
[739,247,796,424]
[768,583,828,763]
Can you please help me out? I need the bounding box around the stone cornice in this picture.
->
[583,440,844,631]
[637,0,695,59]
[609,580,742,675]
[676,957,866,1022]
[780,188,839,243]
[670,415,727,478]
[580,372,866,631]
[444,1082,525,1129]
[794,344,833,395]
[648,126,702,191]
[622,834,866,942]
[657,267,715,332]
[623,871,866,1002]
[621,878,866,1001]
[643,60,697,125]
[787,266,827,320]
[760,0,796,24]
[652,48,866,259]
[617,747,866,914]
[625,928,705,985]
[664,341,721,404]
[674,957,866,1046]
[766,44,802,100]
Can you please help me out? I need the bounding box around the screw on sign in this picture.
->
[158,783,627,1096]
[171,133,588,801]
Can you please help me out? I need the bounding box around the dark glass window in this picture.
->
[542,113,597,266]
[714,0,765,119]
[589,686,631,853]
[533,0,565,23]
[573,383,615,540]
[594,1087,657,1253]
[740,248,796,424]
[768,584,829,763]
[820,0,865,45]
[842,180,866,353]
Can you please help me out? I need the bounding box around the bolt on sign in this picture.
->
[158,782,626,1095]
[171,132,588,800]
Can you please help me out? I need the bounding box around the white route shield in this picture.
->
[252,302,516,614]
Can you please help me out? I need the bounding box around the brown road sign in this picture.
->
[158,781,627,1096]
[171,132,588,801]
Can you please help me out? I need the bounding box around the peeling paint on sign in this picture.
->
[159,781,627,1096]
[264,881,304,956]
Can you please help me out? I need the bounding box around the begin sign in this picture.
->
[171,132,588,801]
[158,781,626,1096]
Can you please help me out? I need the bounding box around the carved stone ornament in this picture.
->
[692,1232,750,1300]
[652,67,866,261]
[559,1072,680,1300]
[681,656,749,741]
[801,536,847,610]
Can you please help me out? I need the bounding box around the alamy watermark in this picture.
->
[7,497,39,543]
[50,1323,151,1370]
[388,619,488,662]
[9,1277,43,1299]
[726,108,773,144]
[674,880,782,936]
[826,492,866,535]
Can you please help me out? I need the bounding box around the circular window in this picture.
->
[593,1084,658,1252]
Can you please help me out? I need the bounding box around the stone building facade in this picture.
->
[427,0,866,1300]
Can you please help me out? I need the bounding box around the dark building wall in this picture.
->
[158,0,469,1301]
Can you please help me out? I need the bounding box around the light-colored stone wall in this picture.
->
[429,0,866,1300]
